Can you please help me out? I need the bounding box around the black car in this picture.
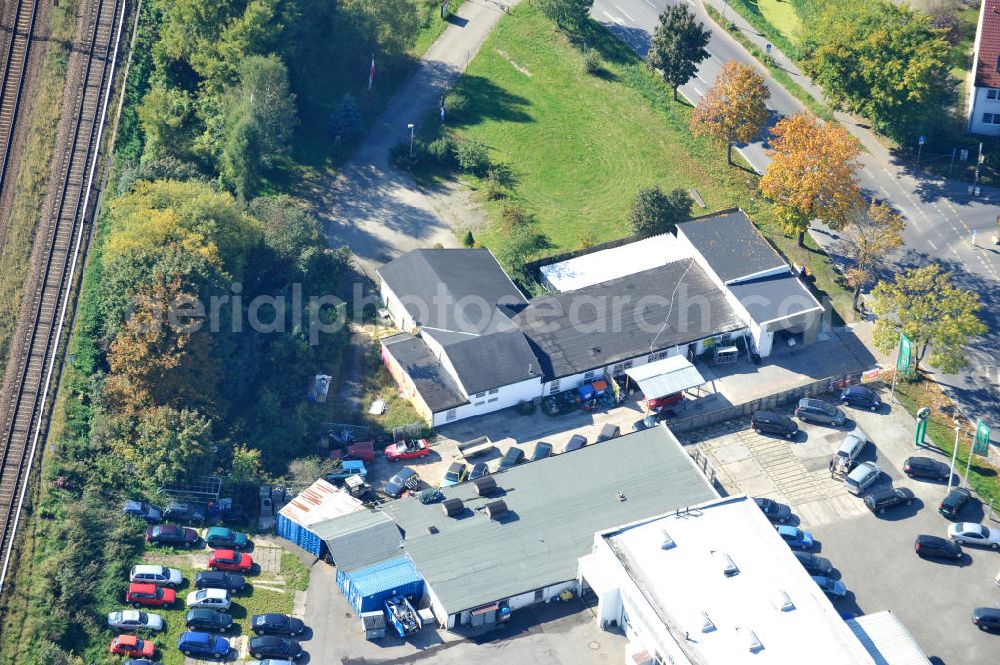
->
[793,551,833,576]
[144,523,199,547]
[383,467,419,498]
[753,497,792,523]
[564,434,587,453]
[123,500,162,524]
[839,385,881,411]
[194,571,246,593]
[163,501,205,525]
[973,607,1000,632]
[938,487,972,519]
[185,608,234,632]
[914,534,962,560]
[531,441,553,461]
[864,486,915,514]
[902,456,950,481]
[498,446,525,471]
[597,424,620,442]
[251,613,305,636]
[248,635,303,660]
[468,462,490,480]
[750,411,798,439]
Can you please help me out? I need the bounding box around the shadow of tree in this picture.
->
[451,75,535,128]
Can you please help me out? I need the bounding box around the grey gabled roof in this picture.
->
[509,260,744,381]
[376,249,527,332]
[423,311,541,394]
[381,333,468,412]
[727,271,823,325]
[678,209,786,283]
[314,510,403,572]
[382,425,719,615]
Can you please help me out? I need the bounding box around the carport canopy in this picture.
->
[626,355,705,399]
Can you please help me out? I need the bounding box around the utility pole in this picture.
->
[975,141,984,186]
[407,123,415,158]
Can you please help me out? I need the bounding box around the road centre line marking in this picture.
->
[614,4,635,21]
[927,239,938,250]
[644,0,657,8]
[602,10,624,26]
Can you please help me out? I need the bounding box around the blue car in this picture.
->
[123,500,162,524]
[776,525,814,550]
[177,632,230,659]
[812,575,847,598]
[840,385,881,412]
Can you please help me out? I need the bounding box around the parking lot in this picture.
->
[688,391,999,664]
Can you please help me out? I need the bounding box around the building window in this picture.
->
[534,589,544,602]
[647,354,657,364]
[549,380,561,394]
[445,409,457,421]
[583,371,595,380]
[474,401,485,407]
[488,388,499,395]
[985,113,1000,125]
[487,397,499,403]
[475,391,486,398]
[989,89,1000,100]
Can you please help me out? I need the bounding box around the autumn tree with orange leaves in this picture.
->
[759,113,862,247]
[691,60,770,165]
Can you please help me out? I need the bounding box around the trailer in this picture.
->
[457,436,494,460]
[385,595,423,637]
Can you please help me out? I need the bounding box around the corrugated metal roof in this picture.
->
[383,424,719,614]
[847,611,930,665]
[277,479,364,528]
[347,556,423,597]
[626,355,706,398]
[316,511,403,573]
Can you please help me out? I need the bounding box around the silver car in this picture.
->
[844,461,881,496]
[107,609,165,632]
[130,564,183,587]
[186,587,232,610]
[948,522,1000,550]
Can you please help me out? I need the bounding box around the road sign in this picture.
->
[918,135,926,145]
[915,419,927,448]
[766,43,772,54]
[960,149,969,161]
[973,420,991,456]
[896,333,912,373]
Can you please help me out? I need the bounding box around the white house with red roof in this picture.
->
[969,0,1000,135]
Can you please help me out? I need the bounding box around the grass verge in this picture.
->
[0,0,79,368]
[894,378,999,509]
[756,0,803,45]
[703,5,832,121]
[718,0,803,59]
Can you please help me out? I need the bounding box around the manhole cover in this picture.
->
[588,641,600,650]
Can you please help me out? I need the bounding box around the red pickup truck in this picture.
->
[384,439,430,462]
[330,440,375,463]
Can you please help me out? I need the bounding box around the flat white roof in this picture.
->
[626,355,706,398]
[603,496,876,664]
[847,612,930,665]
[539,233,691,292]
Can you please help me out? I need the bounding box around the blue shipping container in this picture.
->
[337,556,424,615]
[276,513,323,557]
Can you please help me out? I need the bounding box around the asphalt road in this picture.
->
[594,0,1000,442]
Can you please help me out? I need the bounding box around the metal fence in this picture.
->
[669,370,870,435]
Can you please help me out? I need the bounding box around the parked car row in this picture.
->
[749,386,883,441]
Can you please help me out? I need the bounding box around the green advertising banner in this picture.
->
[973,420,991,456]
[896,333,912,373]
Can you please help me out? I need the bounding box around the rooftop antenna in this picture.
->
[649,259,696,353]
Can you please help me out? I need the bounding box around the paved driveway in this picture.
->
[691,390,1000,663]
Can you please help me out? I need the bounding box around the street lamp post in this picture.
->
[408,123,415,158]
[946,420,961,491]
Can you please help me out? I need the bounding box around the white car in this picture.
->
[948,522,1000,550]
[130,564,183,587]
[107,609,165,632]
[186,587,231,610]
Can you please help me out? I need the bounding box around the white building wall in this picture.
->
[381,280,416,332]
[968,86,1000,136]
[433,376,542,426]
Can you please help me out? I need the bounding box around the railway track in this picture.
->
[0,0,39,194]
[0,0,126,593]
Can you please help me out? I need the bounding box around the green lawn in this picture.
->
[440,3,760,251]
[758,0,804,44]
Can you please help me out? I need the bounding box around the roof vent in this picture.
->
[712,550,739,577]
[701,612,716,633]
[441,498,464,517]
[770,589,794,612]
[473,476,497,496]
[485,500,508,520]
[660,531,676,550]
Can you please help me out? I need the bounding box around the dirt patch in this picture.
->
[495,48,532,76]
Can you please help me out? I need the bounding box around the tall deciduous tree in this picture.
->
[759,113,862,246]
[870,265,986,374]
[840,200,905,311]
[691,60,770,164]
[629,186,693,236]
[110,407,216,488]
[536,0,594,31]
[801,0,953,140]
[647,5,711,101]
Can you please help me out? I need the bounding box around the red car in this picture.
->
[126,583,176,608]
[110,634,155,658]
[644,392,683,413]
[384,438,430,462]
[209,549,254,572]
[331,440,376,463]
